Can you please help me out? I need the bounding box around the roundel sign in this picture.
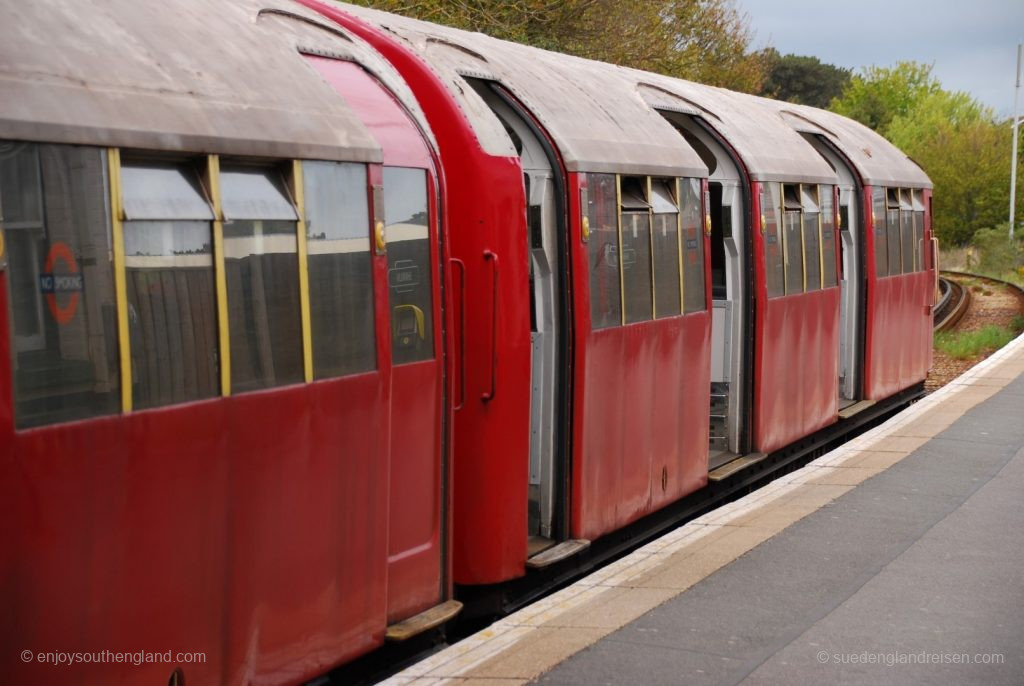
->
[39,241,83,324]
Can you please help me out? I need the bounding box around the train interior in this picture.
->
[467,79,567,550]
[801,133,863,408]
[659,110,748,469]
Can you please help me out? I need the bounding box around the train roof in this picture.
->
[341,4,709,178]
[628,74,838,184]
[770,104,933,189]
[0,0,434,163]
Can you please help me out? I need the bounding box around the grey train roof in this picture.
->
[771,103,932,189]
[631,74,838,184]
[341,3,709,178]
[0,0,435,162]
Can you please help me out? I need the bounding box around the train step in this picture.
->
[526,539,591,569]
[385,600,463,642]
[838,399,876,419]
[708,452,768,482]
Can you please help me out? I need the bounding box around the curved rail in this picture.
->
[933,277,969,332]
[934,270,1024,332]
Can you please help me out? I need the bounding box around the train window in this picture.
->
[912,190,925,271]
[619,176,653,324]
[220,165,304,393]
[681,177,706,313]
[651,179,681,318]
[885,188,901,278]
[782,184,803,295]
[801,185,821,292]
[899,189,914,274]
[586,173,621,329]
[762,183,785,298]
[820,185,838,288]
[1,142,119,428]
[383,166,434,365]
[122,161,218,409]
[302,161,376,378]
[873,189,888,277]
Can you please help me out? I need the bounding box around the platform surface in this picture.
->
[383,334,1024,686]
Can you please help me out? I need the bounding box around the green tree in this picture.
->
[347,0,769,92]
[759,48,851,108]
[830,62,1023,246]
[830,61,940,133]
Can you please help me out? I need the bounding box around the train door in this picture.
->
[307,57,451,627]
[660,112,749,466]
[803,136,861,405]
[466,79,568,547]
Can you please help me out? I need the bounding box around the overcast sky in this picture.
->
[738,0,1024,117]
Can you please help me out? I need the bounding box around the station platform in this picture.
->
[384,334,1024,686]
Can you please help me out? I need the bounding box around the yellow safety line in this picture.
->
[677,178,685,314]
[616,175,625,326]
[108,148,132,413]
[292,160,314,383]
[207,155,231,397]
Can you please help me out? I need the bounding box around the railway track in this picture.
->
[934,270,1024,332]
[934,277,969,331]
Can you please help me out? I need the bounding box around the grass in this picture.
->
[934,325,1020,360]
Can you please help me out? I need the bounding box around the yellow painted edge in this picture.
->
[207,155,231,397]
[816,185,825,290]
[108,148,132,413]
[799,184,807,292]
[292,160,314,384]
[616,175,625,326]
[779,184,790,293]
[646,176,656,317]
[676,178,685,315]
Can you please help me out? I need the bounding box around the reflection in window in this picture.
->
[383,166,434,365]
[899,189,914,274]
[681,178,706,313]
[763,183,785,298]
[303,161,375,378]
[801,186,821,292]
[873,189,888,277]
[586,173,620,329]
[1,141,119,428]
[122,161,217,409]
[619,177,652,324]
[782,185,803,295]
[820,185,838,288]
[652,180,681,318]
[221,166,303,393]
[886,189,901,278]
[912,190,926,272]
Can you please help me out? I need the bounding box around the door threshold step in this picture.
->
[708,452,768,481]
[526,539,590,569]
[385,600,463,642]
[838,399,876,419]
[528,535,556,557]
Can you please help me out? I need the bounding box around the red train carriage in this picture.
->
[620,77,845,459]
[768,106,935,401]
[0,1,454,684]
[307,1,714,580]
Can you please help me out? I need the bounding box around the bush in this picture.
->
[970,225,1023,276]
